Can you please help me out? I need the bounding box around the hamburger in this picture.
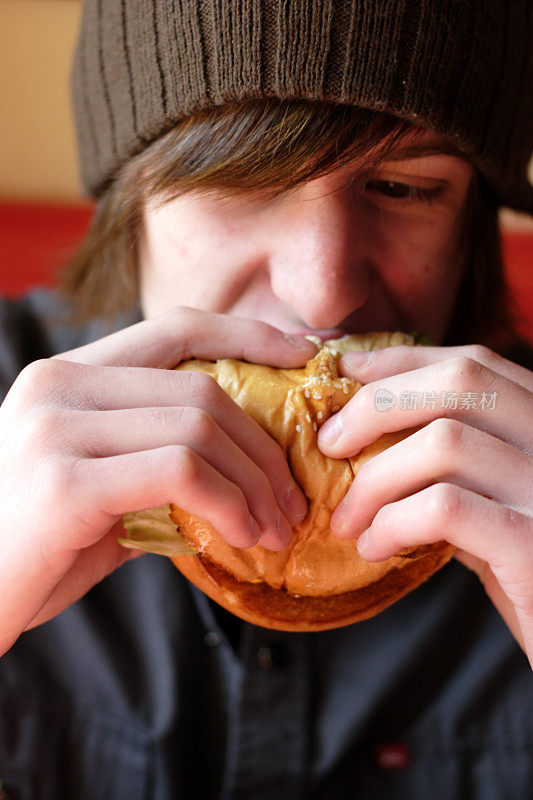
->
[120,331,455,632]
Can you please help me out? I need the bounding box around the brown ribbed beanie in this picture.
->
[72,0,533,214]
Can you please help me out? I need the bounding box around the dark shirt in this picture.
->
[0,287,531,800]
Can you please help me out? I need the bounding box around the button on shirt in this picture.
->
[0,288,532,800]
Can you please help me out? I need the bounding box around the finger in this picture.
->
[25,519,145,630]
[340,343,533,393]
[22,372,308,529]
[356,486,533,668]
[318,357,533,458]
[331,419,532,538]
[50,305,318,369]
[355,484,533,603]
[66,444,287,554]
[56,405,295,547]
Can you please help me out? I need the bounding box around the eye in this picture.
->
[364,179,440,203]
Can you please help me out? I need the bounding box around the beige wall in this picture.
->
[0,0,532,229]
[0,0,83,202]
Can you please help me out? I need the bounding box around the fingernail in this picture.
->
[284,333,319,351]
[357,529,370,553]
[276,507,293,544]
[318,413,343,446]
[249,515,262,544]
[341,350,374,369]
[332,500,347,533]
[283,478,308,526]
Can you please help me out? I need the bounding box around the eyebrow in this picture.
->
[383,137,467,162]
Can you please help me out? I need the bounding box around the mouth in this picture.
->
[284,329,357,341]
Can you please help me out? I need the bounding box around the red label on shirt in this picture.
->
[374,742,411,770]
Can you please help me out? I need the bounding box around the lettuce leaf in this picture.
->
[410,331,434,346]
[118,503,198,556]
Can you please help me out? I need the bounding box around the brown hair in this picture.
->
[56,98,517,347]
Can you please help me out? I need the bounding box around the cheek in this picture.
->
[143,206,232,288]
[361,214,466,340]
[140,201,264,314]
[370,213,465,300]
[153,224,207,276]
[139,214,221,315]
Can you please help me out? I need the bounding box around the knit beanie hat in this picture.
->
[72,0,533,214]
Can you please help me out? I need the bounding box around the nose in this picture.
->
[268,180,370,330]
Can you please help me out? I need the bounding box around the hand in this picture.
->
[317,343,533,669]
[0,305,317,654]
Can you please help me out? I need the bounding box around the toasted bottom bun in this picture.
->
[170,540,454,632]
[168,331,456,632]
